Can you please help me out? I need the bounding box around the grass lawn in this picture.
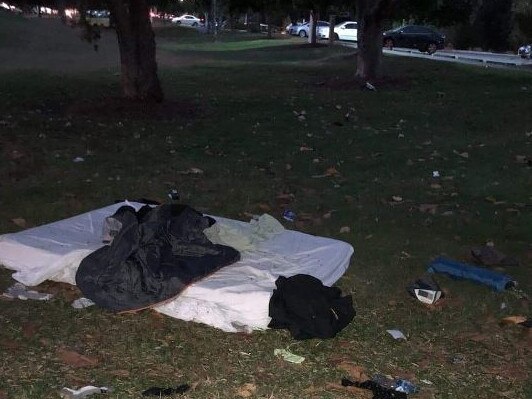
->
[1,15,531,399]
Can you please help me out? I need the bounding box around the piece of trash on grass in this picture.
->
[427,256,517,292]
[168,189,179,201]
[432,171,440,178]
[339,226,351,234]
[2,282,53,301]
[342,378,407,399]
[282,210,296,222]
[274,348,305,364]
[364,82,376,91]
[142,384,190,397]
[391,196,403,202]
[420,379,433,385]
[299,145,314,152]
[372,374,419,394]
[73,157,85,163]
[60,386,111,399]
[386,329,407,340]
[407,275,443,305]
[72,297,95,309]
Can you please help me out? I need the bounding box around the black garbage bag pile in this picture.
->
[76,204,241,312]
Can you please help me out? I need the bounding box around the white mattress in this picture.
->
[0,202,354,332]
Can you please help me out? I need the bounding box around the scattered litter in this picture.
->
[500,302,507,310]
[470,245,519,267]
[339,226,351,234]
[141,384,190,397]
[73,157,85,163]
[72,297,96,309]
[364,82,376,91]
[432,171,440,178]
[392,196,403,202]
[168,189,180,201]
[386,329,407,340]
[2,282,53,301]
[274,349,305,364]
[60,386,111,399]
[420,379,433,385]
[407,275,443,305]
[342,378,407,399]
[282,210,296,222]
[372,374,419,394]
[427,256,517,292]
[299,145,314,152]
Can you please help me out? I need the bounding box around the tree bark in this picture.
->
[356,0,397,81]
[328,14,335,46]
[111,0,163,102]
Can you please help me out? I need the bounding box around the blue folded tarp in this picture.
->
[427,256,516,292]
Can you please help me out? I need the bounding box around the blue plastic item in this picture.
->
[427,256,516,292]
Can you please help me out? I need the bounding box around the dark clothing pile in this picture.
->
[76,204,240,312]
[268,274,355,339]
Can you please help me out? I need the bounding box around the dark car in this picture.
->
[383,25,445,54]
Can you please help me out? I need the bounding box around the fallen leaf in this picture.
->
[258,203,271,212]
[501,316,527,325]
[56,348,98,368]
[325,167,340,176]
[337,362,369,382]
[11,218,26,228]
[453,150,469,158]
[235,383,257,398]
[339,226,351,233]
[419,204,438,214]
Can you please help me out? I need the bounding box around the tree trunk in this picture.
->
[328,14,336,46]
[356,0,397,81]
[308,10,317,45]
[111,0,163,102]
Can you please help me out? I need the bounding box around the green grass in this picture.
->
[1,16,532,399]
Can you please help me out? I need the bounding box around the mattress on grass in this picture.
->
[0,202,354,332]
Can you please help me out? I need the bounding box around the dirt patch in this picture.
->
[65,97,201,121]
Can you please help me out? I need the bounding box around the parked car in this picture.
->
[383,25,445,54]
[86,10,111,28]
[318,21,358,41]
[518,44,531,59]
[171,14,202,27]
[290,21,329,37]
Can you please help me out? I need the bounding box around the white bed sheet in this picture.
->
[0,202,354,332]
